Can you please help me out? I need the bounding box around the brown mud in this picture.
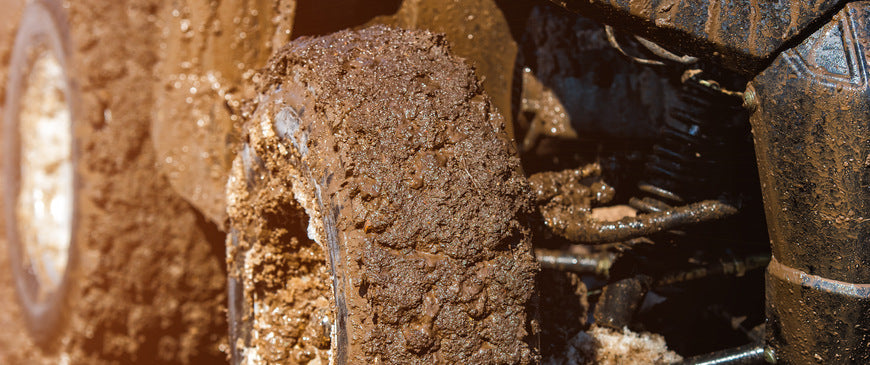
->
[530,165,735,244]
[228,26,539,364]
[0,1,703,364]
[1,0,228,363]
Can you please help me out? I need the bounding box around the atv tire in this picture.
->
[227,26,540,364]
[4,1,228,361]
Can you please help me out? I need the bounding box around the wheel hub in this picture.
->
[15,50,73,300]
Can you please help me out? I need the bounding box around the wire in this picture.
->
[605,25,666,66]
[634,35,699,64]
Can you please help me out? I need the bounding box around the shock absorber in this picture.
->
[592,67,756,333]
[534,72,746,245]
[633,73,748,212]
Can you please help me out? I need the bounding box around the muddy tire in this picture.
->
[227,26,540,364]
[3,0,77,346]
[3,1,229,362]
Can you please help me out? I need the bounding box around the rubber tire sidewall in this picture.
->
[3,0,79,348]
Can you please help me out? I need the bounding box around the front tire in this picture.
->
[227,26,540,364]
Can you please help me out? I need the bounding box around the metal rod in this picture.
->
[581,252,770,296]
[634,35,699,64]
[655,253,770,287]
[677,343,767,365]
[604,25,666,66]
[534,249,613,277]
[629,196,671,213]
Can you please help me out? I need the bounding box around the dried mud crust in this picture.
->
[227,26,540,364]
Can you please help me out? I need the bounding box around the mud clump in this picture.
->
[228,25,540,364]
[226,139,334,363]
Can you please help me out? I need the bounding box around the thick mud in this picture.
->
[228,26,540,364]
[1,0,228,363]
[227,129,333,363]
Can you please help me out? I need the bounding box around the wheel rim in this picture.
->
[15,49,74,302]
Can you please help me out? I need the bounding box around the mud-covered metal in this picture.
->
[545,199,737,244]
[535,249,614,277]
[765,258,870,364]
[655,253,769,287]
[749,2,870,363]
[549,0,847,74]
[593,275,652,330]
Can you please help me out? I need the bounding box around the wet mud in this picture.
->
[530,164,736,244]
[228,26,540,364]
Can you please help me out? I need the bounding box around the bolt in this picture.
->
[764,346,777,363]
[743,84,758,111]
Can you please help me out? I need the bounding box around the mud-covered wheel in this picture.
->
[227,26,540,364]
[2,0,77,346]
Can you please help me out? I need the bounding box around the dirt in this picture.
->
[369,0,520,140]
[0,0,24,109]
[1,0,228,363]
[0,1,717,364]
[226,122,333,363]
[227,26,540,364]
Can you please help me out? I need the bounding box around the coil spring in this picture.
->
[638,76,747,207]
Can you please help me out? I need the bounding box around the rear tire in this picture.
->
[227,26,540,364]
[4,1,229,362]
[3,0,77,346]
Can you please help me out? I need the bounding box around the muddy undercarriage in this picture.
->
[1,0,868,364]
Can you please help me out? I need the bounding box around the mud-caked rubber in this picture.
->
[227,25,540,364]
[3,0,228,362]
